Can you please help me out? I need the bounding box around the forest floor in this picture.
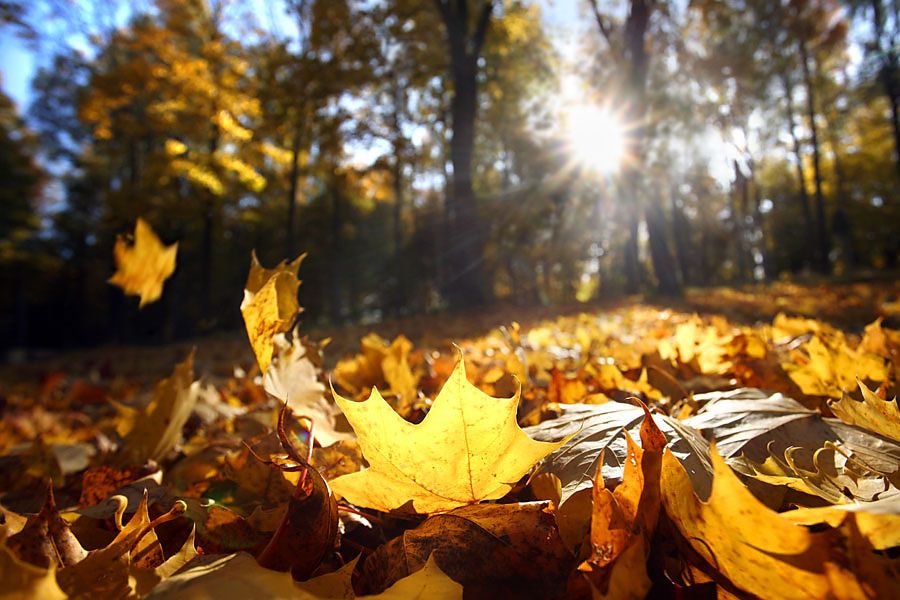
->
[1,278,899,598]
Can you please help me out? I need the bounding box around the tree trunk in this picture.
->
[622,0,681,296]
[871,0,900,179]
[670,185,691,286]
[799,38,829,272]
[435,0,493,308]
[781,71,815,270]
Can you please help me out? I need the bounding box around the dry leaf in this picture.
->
[661,445,866,599]
[115,352,198,465]
[828,381,900,442]
[241,252,305,373]
[330,357,564,513]
[108,218,177,307]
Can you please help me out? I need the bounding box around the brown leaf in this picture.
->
[355,501,574,599]
[6,485,86,569]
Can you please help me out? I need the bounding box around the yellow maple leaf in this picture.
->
[240,252,304,373]
[828,381,900,442]
[108,218,177,307]
[329,357,565,513]
[661,445,868,598]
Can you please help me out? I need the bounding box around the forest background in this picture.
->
[1,0,899,350]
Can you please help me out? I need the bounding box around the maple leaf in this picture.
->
[108,218,178,307]
[782,333,887,398]
[828,381,900,442]
[240,251,305,373]
[329,357,565,513]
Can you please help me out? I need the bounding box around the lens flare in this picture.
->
[564,104,627,174]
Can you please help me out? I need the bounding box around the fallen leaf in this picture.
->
[330,357,564,513]
[660,445,867,599]
[264,330,353,446]
[0,542,66,600]
[581,404,665,571]
[255,461,339,579]
[108,218,178,307]
[355,502,572,599]
[6,486,86,569]
[146,551,460,599]
[828,381,900,442]
[781,494,900,550]
[241,252,304,373]
[115,352,198,465]
[527,401,711,509]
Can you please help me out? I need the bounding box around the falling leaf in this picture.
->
[329,357,564,513]
[828,381,900,442]
[241,251,305,373]
[660,445,867,598]
[355,502,572,598]
[115,352,198,465]
[108,218,178,307]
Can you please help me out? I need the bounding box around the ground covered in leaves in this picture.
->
[2,279,900,599]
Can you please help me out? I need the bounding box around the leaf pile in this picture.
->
[2,265,900,598]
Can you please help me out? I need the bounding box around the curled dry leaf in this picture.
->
[255,461,339,579]
[108,218,178,308]
[577,403,665,600]
[330,357,565,513]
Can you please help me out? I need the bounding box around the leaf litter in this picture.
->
[1,263,899,599]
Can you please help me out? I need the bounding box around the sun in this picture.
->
[564,104,627,174]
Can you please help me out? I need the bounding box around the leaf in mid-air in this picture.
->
[329,357,565,513]
[108,218,178,307]
[240,251,304,373]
